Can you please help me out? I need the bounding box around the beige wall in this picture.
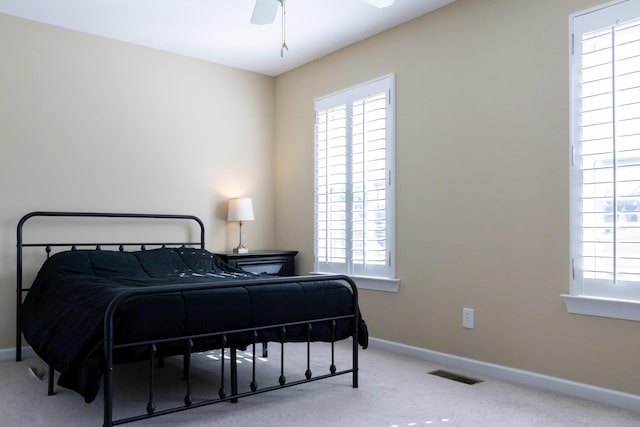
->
[274,0,640,396]
[0,14,276,349]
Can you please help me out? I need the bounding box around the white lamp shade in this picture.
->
[227,197,255,222]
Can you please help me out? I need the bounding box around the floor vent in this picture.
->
[429,369,482,385]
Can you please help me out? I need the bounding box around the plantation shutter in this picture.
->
[315,74,395,279]
[571,0,640,301]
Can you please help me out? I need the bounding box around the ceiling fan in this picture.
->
[250,0,397,26]
[250,0,396,57]
[250,0,289,57]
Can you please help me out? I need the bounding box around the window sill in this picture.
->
[310,272,400,293]
[561,294,640,322]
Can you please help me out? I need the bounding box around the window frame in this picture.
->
[313,74,399,292]
[565,0,640,321]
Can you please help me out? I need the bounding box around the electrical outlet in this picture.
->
[463,308,474,329]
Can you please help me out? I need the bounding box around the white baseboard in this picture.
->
[0,346,34,362]
[368,337,640,413]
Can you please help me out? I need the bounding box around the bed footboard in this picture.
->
[102,275,360,427]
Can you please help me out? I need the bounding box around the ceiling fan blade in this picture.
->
[250,0,280,25]
[363,0,396,8]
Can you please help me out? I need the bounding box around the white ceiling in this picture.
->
[0,0,455,76]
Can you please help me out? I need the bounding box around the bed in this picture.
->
[16,211,367,426]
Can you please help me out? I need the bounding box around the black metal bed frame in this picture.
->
[16,211,360,427]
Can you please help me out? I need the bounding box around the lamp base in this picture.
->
[233,246,249,254]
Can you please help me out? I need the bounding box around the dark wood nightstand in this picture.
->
[213,250,298,276]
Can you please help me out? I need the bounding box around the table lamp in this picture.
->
[227,197,254,254]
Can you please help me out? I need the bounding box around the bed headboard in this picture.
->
[16,211,205,361]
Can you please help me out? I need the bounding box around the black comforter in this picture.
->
[21,248,367,403]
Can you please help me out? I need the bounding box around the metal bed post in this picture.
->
[104,315,114,427]
[15,212,30,362]
[350,277,360,389]
[16,238,23,362]
[230,346,239,403]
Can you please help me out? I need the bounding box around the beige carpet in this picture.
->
[1,342,638,427]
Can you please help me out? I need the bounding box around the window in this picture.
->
[314,74,398,292]
[567,0,640,320]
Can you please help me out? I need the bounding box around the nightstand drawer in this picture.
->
[213,250,298,276]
